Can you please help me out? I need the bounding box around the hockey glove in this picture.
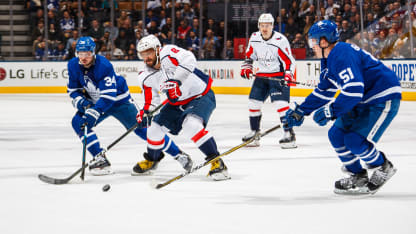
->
[313,104,335,126]
[162,79,182,103]
[240,62,253,79]
[136,109,151,128]
[72,96,92,113]
[285,102,305,128]
[282,71,295,86]
[80,108,100,130]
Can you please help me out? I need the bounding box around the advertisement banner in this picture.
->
[0,60,415,100]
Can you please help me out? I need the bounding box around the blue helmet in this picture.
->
[308,20,339,45]
[76,37,96,54]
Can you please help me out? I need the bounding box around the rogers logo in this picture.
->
[0,68,6,81]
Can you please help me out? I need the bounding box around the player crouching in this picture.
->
[135,35,229,181]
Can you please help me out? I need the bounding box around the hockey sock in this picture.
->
[162,135,180,157]
[198,137,220,161]
[344,132,385,168]
[147,138,165,161]
[280,116,291,131]
[249,115,261,131]
[82,130,102,157]
[329,126,363,173]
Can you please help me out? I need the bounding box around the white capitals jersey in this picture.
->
[137,67,163,112]
[246,31,295,77]
[159,44,212,105]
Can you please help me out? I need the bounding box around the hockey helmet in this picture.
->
[76,37,96,56]
[258,13,274,28]
[308,20,339,48]
[137,35,161,58]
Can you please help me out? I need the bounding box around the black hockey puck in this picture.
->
[102,184,111,192]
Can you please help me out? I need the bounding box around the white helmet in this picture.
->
[136,35,161,58]
[258,13,274,28]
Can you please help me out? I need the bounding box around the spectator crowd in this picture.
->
[25,0,416,61]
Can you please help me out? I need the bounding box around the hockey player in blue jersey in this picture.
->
[285,20,401,195]
[68,37,191,176]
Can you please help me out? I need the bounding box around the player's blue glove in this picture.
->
[72,97,92,113]
[313,104,335,126]
[162,79,182,103]
[285,102,305,127]
[136,109,151,128]
[79,108,100,130]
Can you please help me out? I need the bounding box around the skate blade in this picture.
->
[243,140,260,147]
[208,171,231,181]
[280,142,297,149]
[89,167,115,176]
[334,187,371,195]
[131,170,154,176]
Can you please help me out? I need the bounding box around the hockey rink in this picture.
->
[0,93,415,234]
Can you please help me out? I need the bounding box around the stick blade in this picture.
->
[38,174,69,185]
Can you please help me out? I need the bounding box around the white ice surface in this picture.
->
[0,94,415,234]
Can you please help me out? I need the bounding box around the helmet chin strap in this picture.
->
[153,47,161,69]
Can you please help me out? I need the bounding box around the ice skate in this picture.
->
[89,154,114,176]
[279,128,297,149]
[207,158,230,181]
[131,152,163,175]
[242,130,260,147]
[175,151,193,172]
[334,169,370,195]
[367,154,397,194]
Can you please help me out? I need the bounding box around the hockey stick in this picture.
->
[80,126,88,180]
[255,75,318,88]
[155,124,281,189]
[38,100,167,185]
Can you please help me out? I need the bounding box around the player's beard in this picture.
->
[145,57,156,68]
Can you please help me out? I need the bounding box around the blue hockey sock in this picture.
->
[249,115,261,131]
[344,132,385,168]
[280,116,291,131]
[198,137,220,161]
[84,131,102,157]
[163,135,180,157]
[329,126,363,174]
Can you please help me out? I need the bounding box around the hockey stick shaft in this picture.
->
[255,76,318,88]
[80,126,88,180]
[155,124,281,189]
[38,100,168,185]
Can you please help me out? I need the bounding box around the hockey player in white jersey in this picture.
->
[131,69,193,174]
[240,13,297,148]
[286,20,401,194]
[134,35,229,180]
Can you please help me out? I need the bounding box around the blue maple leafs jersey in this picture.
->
[299,42,402,117]
[67,55,131,114]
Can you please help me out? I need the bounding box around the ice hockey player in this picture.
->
[67,36,191,175]
[132,69,194,175]
[240,13,297,148]
[285,20,401,195]
[135,34,230,181]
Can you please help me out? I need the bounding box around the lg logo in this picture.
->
[0,68,6,81]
